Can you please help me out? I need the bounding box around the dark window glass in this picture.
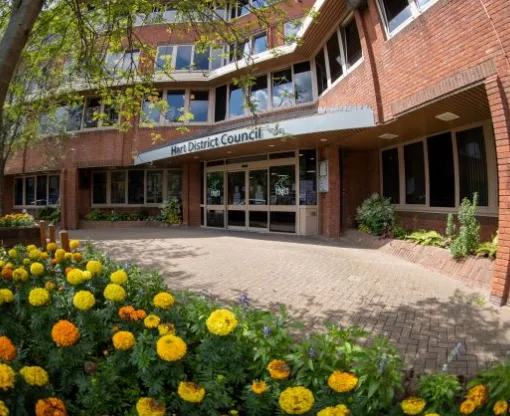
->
[456,126,488,206]
[111,171,126,204]
[230,0,250,18]
[167,170,183,200]
[249,169,268,205]
[189,91,209,122]
[48,175,59,205]
[66,105,83,131]
[211,47,224,70]
[84,97,101,128]
[215,85,227,122]
[427,133,455,207]
[207,171,224,205]
[272,69,293,108]
[207,210,224,228]
[299,149,317,205]
[36,175,47,205]
[270,165,296,205]
[270,212,296,233]
[326,31,343,82]
[200,164,204,204]
[206,160,225,167]
[228,210,246,227]
[381,0,413,33]
[146,171,163,204]
[103,104,118,126]
[251,76,268,112]
[343,19,362,68]
[269,151,295,160]
[382,148,400,203]
[404,142,426,204]
[228,171,246,205]
[14,178,23,206]
[193,47,210,70]
[229,42,248,62]
[252,33,267,54]
[229,84,245,117]
[93,172,107,204]
[25,177,35,206]
[128,171,145,204]
[165,90,185,122]
[315,49,328,95]
[294,61,313,104]
[249,211,268,228]
[142,92,162,123]
[156,46,173,71]
[175,45,193,70]
[227,154,267,164]
[201,207,205,226]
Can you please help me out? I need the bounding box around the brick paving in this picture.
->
[72,227,510,377]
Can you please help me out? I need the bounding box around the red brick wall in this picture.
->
[319,145,341,238]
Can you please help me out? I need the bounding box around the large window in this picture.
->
[146,171,163,204]
[342,18,362,69]
[155,45,224,72]
[299,149,317,205]
[215,85,228,122]
[229,84,245,118]
[128,171,145,204]
[293,62,313,105]
[175,45,193,70]
[251,75,268,112]
[284,19,302,44]
[189,91,209,123]
[270,165,296,205]
[92,172,107,204]
[14,174,60,207]
[380,124,494,210]
[251,33,267,54]
[315,50,328,96]
[110,171,127,204]
[106,50,140,73]
[378,0,439,36]
[165,90,185,122]
[142,90,209,124]
[272,69,293,108]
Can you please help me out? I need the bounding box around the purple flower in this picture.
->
[239,294,251,307]
[308,347,316,358]
[263,325,272,337]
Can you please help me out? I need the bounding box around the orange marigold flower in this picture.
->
[118,306,137,320]
[136,309,147,320]
[112,326,119,332]
[1,268,12,280]
[51,320,80,347]
[0,337,17,361]
[466,385,488,407]
[267,359,291,380]
[72,253,82,262]
[112,331,136,350]
[64,267,72,275]
[35,398,67,416]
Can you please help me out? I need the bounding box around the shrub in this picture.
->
[137,207,150,220]
[445,213,456,240]
[406,230,445,247]
[476,232,498,260]
[356,193,395,236]
[418,372,461,413]
[36,206,61,223]
[85,208,108,221]
[391,225,409,240]
[160,198,182,224]
[450,193,480,259]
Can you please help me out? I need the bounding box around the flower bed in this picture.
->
[0,214,39,247]
[0,242,508,415]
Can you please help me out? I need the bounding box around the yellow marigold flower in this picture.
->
[110,270,128,285]
[30,262,45,276]
[0,337,17,361]
[0,364,15,390]
[7,249,16,259]
[278,386,314,415]
[35,398,67,416]
[112,331,136,350]
[328,371,358,393]
[12,267,28,282]
[54,248,66,259]
[494,400,508,415]
[64,253,72,260]
[206,309,238,336]
[136,397,165,416]
[460,400,476,415]
[251,381,267,395]
[317,404,350,416]
[267,359,291,380]
[401,397,426,415]
[66,269,84,285]
[44,281,56,291]
[23,258,31,266]
[27,244,37,251]
[144,315,161,329]
[20,366,49,387]
[51,320,80,347]
[29,288,50,307]
[86,260,102,276]
[69,240,80,250]
[425,414,440,416]
[467,385,488,407]
[82,270,92,280]
[0,289,14,305]
[41,252,49,260]
[156,334,187,361]
[72,252,82,262]
[153,292,175,309]
[178,381,205,403]
[104,284,126,302]
[0,400,8,416]
[0,261,3,268]
[158,323,176,336]
[46,242,57,252]
[73,291,95,311]
[28,249,41,260]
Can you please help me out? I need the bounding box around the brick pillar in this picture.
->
[181,164,190,226]
[188,163,202,227]
[3,176,13,214]
[485,75,510,305]
[61,168,79,230]
[319,144,341,238]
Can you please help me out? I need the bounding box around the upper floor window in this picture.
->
[378,0,438,36]
[83,97,119,129]
[228,32,268,63]
[106,50,140,73]
[230,0,251,19]
[155,45,221,72]
[284,19,302,44]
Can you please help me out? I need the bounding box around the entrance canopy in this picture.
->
[134,106,375,165]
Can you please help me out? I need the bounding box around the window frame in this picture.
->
[227,31,269,64]
[13,173,61,208]
[379,120,498,215]
[82,97,120,130]
[155,44,227,73]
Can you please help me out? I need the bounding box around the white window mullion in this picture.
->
[161,90,167,124]
[337,28,348,76]
[267,73,272,111]
[290,64,297,106]
[310,58,319,101]
[323,45,331,87]
[409,0,420,17]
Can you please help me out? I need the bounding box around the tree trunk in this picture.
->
[0,0,44,122]
[0,159,5,217]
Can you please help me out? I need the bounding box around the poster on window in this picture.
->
[319,160,328,192]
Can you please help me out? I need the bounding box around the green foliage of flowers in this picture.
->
[418,371,461,413]
[356,193,395,236]
[0,213,35,228]
[450,193,481,259]
[406,230,446,247]
[476,232,498,260]
[160,198,182,224]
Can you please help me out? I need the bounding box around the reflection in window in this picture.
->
[326,31,343,83]
[111,171,126,204]
[382,148,400,203]
[36,175,47,206]
[146,171,163,204]
[229,84,245,117]
[92,172,107,204]
[167,170,183,200]
[193,47,210,70]
[215,85,227,121]
[284,20,302,43]
[14,178,23,206]
[315,50,328,95]
[189,91,209,122]
[299,149,317,205]
[272,69,293,108]
[66,105,83,131]
[84,97,101,128]
[165,90,185,122]
[294,62,313,104]
[103,104,118,126]
[252,33,267,54]
[380,0,413,33]
[251,76,268,112]
[456,126,488,206]
[270,165,296,205]
[26,177,35,206]
[249,211,268,228]
[48,175,59,205]
[211,47,225,70]
[228,171,245,205]
[342,19,362,69]
[427,133,455,207]
[121,50,140,71]
[156,45,173,71]
[128,171,145,204]
[207,172,224,205]
[249,169,268,205]
[270,212,296,233]
[175,45,193,70]
[404,142,426,204]
[142,92,162,123]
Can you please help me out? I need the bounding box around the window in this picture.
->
[404,142,426,204]
[83,97,101,128]
[110,171,126,204]
[92,172,107,204]
[155,46,173,71]
[103,104,118,126]
[66,105,83,131]
[211,47,226,70]
[326,31,343,83]
[165,90,185,122]
[272,69,293,108]
[456,126,488,206]
[284,19,302,43]
[229,41,249,62]
[36,175,47,206]
[189,91,209,122]
[342,18,362,69]
[121,50,140,71]
[270,212,296,233]
[175,45,193,70]
[142,92,162,124]
[146,171,163,204]
[229,84,245,117]
[252,33,267,54]
[128,171,145,204]
[14,175,60,206]
[230,0,250,19]
[193,47,210,71]
[215,85,227,122]
[315,50,328,96]
[106,50,139,73]
[14,178,23,206]
[207,171,224,205]
[251,75,268,112]
[48,175,59,205]
[270,165,296,205]
[299,149,317,205]
[156,45,225,72]
[167,171,183,200]
[427,133,455,207]
[378,0,438,35]
[381,148,400,203]
[25,177,35,206]
[293,62,313,104]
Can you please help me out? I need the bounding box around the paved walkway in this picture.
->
[72,227,510,377]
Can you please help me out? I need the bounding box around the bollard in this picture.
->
[60,230,70,252]
[39,221,47,249]
[49,224,56,243]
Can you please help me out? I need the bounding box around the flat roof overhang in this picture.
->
[134,105,376,165]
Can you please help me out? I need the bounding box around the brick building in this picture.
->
[4,0,510,304]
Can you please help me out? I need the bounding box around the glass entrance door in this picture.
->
[227,171,246,228]
[248,169,268,229]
